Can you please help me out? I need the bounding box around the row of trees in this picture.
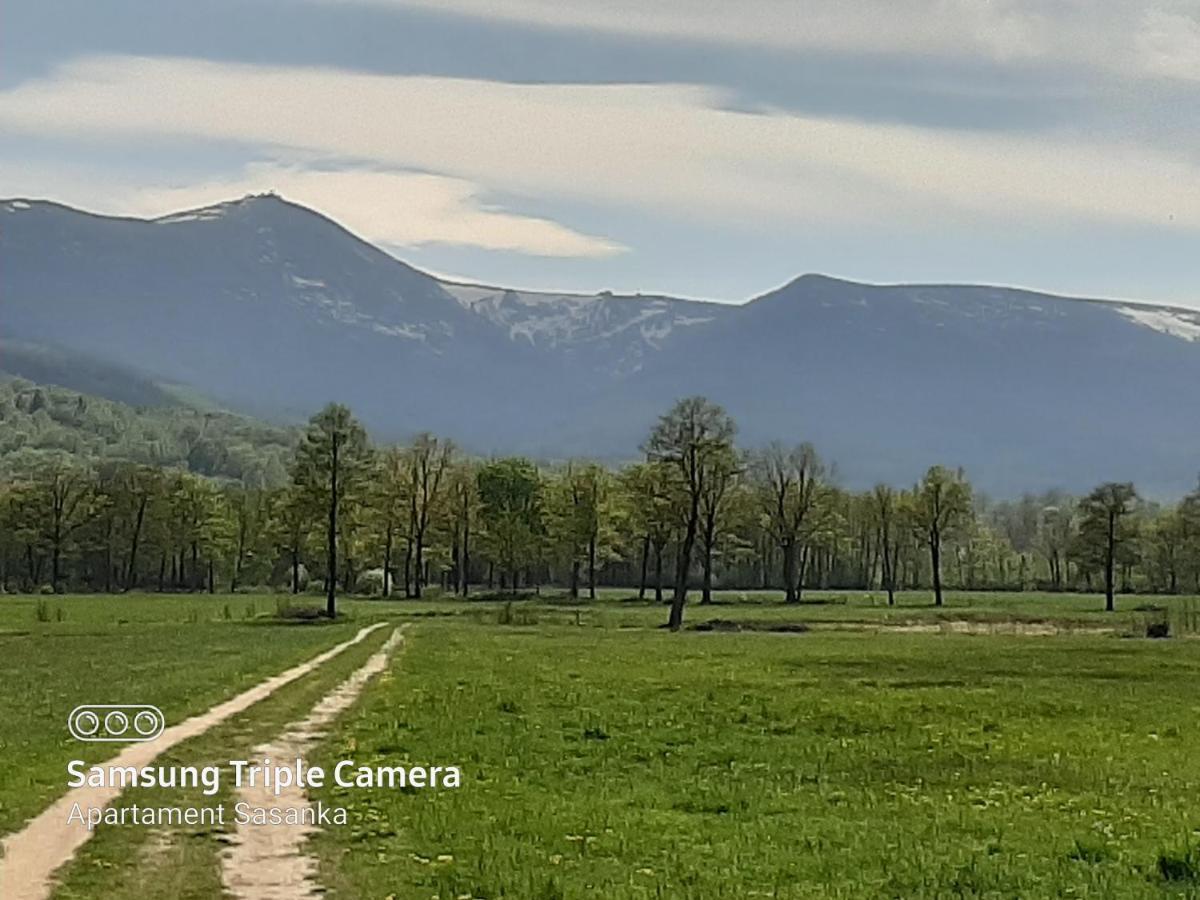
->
[2,398,1197,628]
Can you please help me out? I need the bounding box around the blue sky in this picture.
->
[1,0,1198,307]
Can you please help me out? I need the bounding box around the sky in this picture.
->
[1,0,1198,308]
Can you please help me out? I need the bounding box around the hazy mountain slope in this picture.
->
[3,195,1199,494]
[603,275,1200,494]
[0,339,178,408]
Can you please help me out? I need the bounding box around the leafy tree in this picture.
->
[291,404,371,616]
[270,486,314,594]
[477,458,543,592]
[619,461,677,602]
[447,461,480,596]
[752,442,829,603]
[645,397,737,630]
[369,447,412,597]
[869,484,901,606]
[909,466,973,607]
[227,486,273,591]
[405,434,454,598]
[1078,482,1139,611]
[697,446,741,604]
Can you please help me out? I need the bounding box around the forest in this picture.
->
[1,378,1198,627]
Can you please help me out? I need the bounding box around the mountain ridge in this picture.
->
[3,194,1199,496]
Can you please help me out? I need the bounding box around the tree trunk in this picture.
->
[326,432,339,619]
[1104,512,1116,612]
[930,529,944,607]
[637,534,650,600]
[782,541,797,604]
[701,544,713,604]
[414,533,424,598]
[588,536,597,600]
[653,543,664,604]
[462,514,471,597]
[382,526,393,597]
[126,497,147,591]
[669,504,698,631]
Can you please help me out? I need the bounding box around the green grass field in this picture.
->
[3,589,1200,898]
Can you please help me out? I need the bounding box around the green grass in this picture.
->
[4,589,1200,898]
[309,619,1200,899]
[0,592,389,837]
[48,624,397,900]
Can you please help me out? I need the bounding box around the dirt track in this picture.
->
[0,622,388,900]
[221,627,404,899]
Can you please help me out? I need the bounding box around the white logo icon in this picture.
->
[69,705,165,742]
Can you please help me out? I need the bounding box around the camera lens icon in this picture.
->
[69,705,164,742]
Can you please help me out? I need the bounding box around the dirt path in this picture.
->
[220,627,404,899]
[0,622,389,900]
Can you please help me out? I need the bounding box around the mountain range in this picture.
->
[2,193,1199,495]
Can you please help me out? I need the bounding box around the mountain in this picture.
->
[3,194,1199,495]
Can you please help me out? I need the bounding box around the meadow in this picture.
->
[2,589,1200,898]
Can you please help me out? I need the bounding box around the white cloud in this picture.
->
[1137,10,1200,82]
[317,0,1200,82]
[135,165,625,257]
[0,156,622,260]
[0,55,1198,233]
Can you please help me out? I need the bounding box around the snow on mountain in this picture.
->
[1116,306,1200,342]
[440,281,729,371]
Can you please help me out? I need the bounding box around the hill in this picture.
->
[0,376,297,486]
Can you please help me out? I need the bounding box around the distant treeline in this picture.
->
[1,392,1197,628]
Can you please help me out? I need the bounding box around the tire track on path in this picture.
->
[220,627,404,899]
[0,621,389,900]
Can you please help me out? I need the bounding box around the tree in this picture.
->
[619,461,677,602]
[227,485,273,591]
[644,397,737,631]
[270,486,314,594]
[23,458,101,590]
[477,458,543,592]
[752,442,828,603]
[869,484,901,606]
[1078,482,1139,611]
[909,466,973,607]
[697,446,741,604]
[448,461,480,596]
[291,404,371,617]
[370,447,411,597]
[405,434,453,598]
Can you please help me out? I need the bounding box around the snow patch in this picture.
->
[1117,306,1200,342]
[157,206,227,224]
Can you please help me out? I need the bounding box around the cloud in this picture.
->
[0,55,1197,233]
[315,0,1200,82]
[135,165,624,257]
[0,157,622,261]
[1137,10,1200,82]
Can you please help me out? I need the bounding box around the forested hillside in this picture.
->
[0,377,297,486]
